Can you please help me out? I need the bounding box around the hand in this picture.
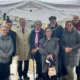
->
[47,55,51,59]
[31,49,38,54]
[31,49,35,54]
[65,47,72,53]
[34,49,38,53]
[3,55,8,59]
[68,48,72,52]
[65,47,70,53]
[47,55,53,59]
[50,54,53,59]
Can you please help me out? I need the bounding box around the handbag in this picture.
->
[48,66,56,77]
[46,56,56,77]
[42,39,57,76]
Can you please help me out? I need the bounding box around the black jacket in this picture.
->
[8,30,16,56]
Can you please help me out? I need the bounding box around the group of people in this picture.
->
[0,15,80,80]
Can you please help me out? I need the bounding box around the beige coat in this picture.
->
[16,27,31,61]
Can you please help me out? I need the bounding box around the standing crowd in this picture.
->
[0,15,80,80]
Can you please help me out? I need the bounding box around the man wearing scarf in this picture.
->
[48,16,64,80]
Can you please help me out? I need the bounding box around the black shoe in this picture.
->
[5,78,9,80]
[36,76,42,80]
[77,76,80,80]
[23,76,30,80]
[18,77,22,80]
[57,78,62,80]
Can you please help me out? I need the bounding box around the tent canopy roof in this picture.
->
[0,0,80,22]
[0,0,79,4]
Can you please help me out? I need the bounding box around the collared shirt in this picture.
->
[47,38,51,40]
[35,29,40,48]
[19,26,27,33]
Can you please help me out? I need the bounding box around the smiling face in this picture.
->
[1,26,8,36]
[5,22,12,30]
[19,18,26,28]
[45,28,52,38]
[35,20,42,31]
[73,16,79,24]
[50,19,57,25]
[65,21,74,32]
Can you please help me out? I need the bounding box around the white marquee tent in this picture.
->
[0,0,80,22]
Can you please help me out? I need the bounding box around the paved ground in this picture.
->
[10,72,36,80]
[10,56,80,80]
[10,56,36,80]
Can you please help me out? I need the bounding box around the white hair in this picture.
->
[35,20,42,25]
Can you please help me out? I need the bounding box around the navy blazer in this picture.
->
[48,23,64,39]
[29,28,44,50]
[48,23,64,55]
[8,30,16,56]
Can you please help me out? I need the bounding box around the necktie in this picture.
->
[22,28,24,34]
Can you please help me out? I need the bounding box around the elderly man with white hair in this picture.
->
[16,18,31,80]
[73,15,80,80]
[73,15,80,31]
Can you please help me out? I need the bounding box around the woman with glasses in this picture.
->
[39,27,59,80]
[61,21,80,80]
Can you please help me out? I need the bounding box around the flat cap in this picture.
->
[49,16,56,20]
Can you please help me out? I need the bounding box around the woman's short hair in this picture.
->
[35,20,42,25]
[6,20,12,23]
[45,27,51,32]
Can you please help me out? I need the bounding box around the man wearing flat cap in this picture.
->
[49,16,56,20]
[48,16,63,40]
[48,16,64,80]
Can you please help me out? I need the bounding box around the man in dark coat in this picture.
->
[29,20,44,80]
[73,15,80,31]
[73,15,80,80]
[48,16,64,80]
[5,20,16,78]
